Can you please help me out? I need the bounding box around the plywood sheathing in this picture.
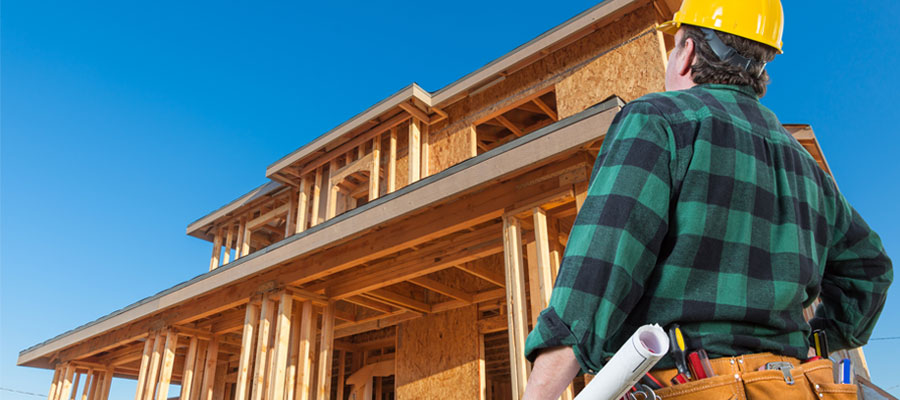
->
[425,4,659,178]
[396,306,481,399]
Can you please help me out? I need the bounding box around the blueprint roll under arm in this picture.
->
[574,324,670,400]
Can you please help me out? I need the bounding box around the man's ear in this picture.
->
[678,37,695,77]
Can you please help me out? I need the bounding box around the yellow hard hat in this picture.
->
[658,0,784,53]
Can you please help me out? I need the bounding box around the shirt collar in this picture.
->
[696,84,759,99]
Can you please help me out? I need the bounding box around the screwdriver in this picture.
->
[668,324,692,382]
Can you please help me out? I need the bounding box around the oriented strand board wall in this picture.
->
[556,30,667,119]
[396,306,481,399]
[427,4,661,176]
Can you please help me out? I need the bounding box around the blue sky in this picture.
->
[2,0,899,398]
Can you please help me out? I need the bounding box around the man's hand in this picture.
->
[523,346,581,400]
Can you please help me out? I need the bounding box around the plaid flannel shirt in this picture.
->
[524,84,892,373]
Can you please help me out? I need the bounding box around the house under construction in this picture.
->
[18,0,875,399]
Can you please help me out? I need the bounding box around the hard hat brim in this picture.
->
[657,21,680,35]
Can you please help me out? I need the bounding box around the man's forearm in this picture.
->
[523,346,581,400]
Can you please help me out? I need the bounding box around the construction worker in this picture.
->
[523,0,893,399]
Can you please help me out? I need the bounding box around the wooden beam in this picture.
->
[294,301,314,400]
[316,302,336,400]
[179,337,199,400]
[345,296,394,314]
[311,167,322,227]
[154,330,178,400]
[495,115,524,137]
[247,204,290,231]
[367,288,431,314]
[199,338,219,400]
[455,263,505,288]
[369,135,381,201]
[133,335,154,400]
[266,292,293,400]
[234,302,259,400]
[251,297,276,400]
[574,181,589,213]
[143,331,165,400]
[409,276,474,303]
[408,119,421,184]
[532,97,558,121]
[387,127,397,194]
[477,315,508,334]
[502,216,529,398]
[397,101,431,125]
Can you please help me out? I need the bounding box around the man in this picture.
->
[523,0,893,399]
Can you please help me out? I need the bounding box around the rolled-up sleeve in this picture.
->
[524,101,675,374]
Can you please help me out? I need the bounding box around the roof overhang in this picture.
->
[185,181,286,240]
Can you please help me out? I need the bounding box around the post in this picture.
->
[199,338,219,400]
[285,306,302,400]
[251,297,276,400]
[574,182,589,214]
[143,331,165,400]
[189,340,209,400]
[421,124,430,178]
[369,135,381,201]
[468,126,478,157]
[209,229,223,271]
[503,215,530,398]
[180,337,200,400]
[222,225,235,265]
[134,335,155,400]
[326,160,339,220]
[235,302,260,400]
[79,369,93,400]
[48,365,62,400]
[316,302,336,400]
[155,329,178,400]
[240,216,251,257]
[267,292,293,400]
[285,191,298,237]
[296,177,309,234]
[388,127,397,193]
[99,368,114,400]
[408,119,421,183]
[70,372,81,400]
[311,167,323,227]
[294,301,314,400]
[234,218,246,261]
[335,350,346,400]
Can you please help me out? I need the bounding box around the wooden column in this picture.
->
[134,335,155,400]
[326,160,339,220]
[212,360,227,400]
[209,229,223,271]
[408,119,421,184]
[468,126,478,157]
[222,225,235,265]
[189,340,208,400]
[285,305,302,400]
[388,127,397,193]
[316,302,336,400]
[285,191,298,237]
[199,338,219,400]
[240,217,251,258]
[267,292,293,400]
[179,337,200,400]
[574,182,589,213]
[296,177,309,234]
[48,365,63,400]
[294,301,314,400]
[311,167,323,227]
[70,372,81,400]
[235,302,260,400]
[369,135,381,201]
[155,330,178,400]
[143,331,165,400]
[99,368,114,400]
[78,369,93,400]
[421,124,430,178]
[502,215,529,399]
[335,350,346,400]
[251,297,276,400]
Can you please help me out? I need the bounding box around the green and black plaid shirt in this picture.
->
[524,84,892,373]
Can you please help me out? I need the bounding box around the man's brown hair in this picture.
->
[679,25,778,97]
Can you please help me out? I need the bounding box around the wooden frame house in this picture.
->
[18,1,869,399]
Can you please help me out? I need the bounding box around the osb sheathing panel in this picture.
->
[556,30,667,119]
[426,4,659,176]
[396,306,480,399]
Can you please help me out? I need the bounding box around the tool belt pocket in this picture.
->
[741,359,858,400]
[801,359,859,400]
[653,374,740,399]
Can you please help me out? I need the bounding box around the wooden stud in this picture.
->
[374,376,382,400]
[143,331,165,400]
[251,297,276,400]
[285,191,298,238]
[369,135,381,201]
[502,215,530,398]
[266,292,293,400]
[421,124,430,178]
[335,350,346,400]
[179,337,200,400]
[48,365,62,400]
[210,229,223,271]
[199,338,219,400]
[155,329,178,400]
[311,167,322,227]
[285,305,302,400]
[388,127,397,194]
[478,334,487,400]
[496,115,524,137]
[532,97,558,121]
[211,359,227,400]
[574,182,589,214]
[296,177,309,234]
[408,119,421,184]
[240,216,251,258]
[325,160,338,220]
[532,208,554,317]
[235,302,260,400]
[79,369,93,400]
[316,302,336,400]
[397,101,431,124]
[526,241,543,326]
[99,368,114,400]
[248,204,290,230]
[70,372,81,400]
[189,340,208,400]
[468,126,478,157]
[294,301,314,400]
[235,218,246,261]
[222,225,235,265]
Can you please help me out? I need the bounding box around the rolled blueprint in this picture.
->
[574,324,670,400]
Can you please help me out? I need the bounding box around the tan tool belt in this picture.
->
[648,352,858,400]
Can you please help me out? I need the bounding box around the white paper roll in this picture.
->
[574,324,670,400]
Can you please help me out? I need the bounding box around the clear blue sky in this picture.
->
[2,0,898,398]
